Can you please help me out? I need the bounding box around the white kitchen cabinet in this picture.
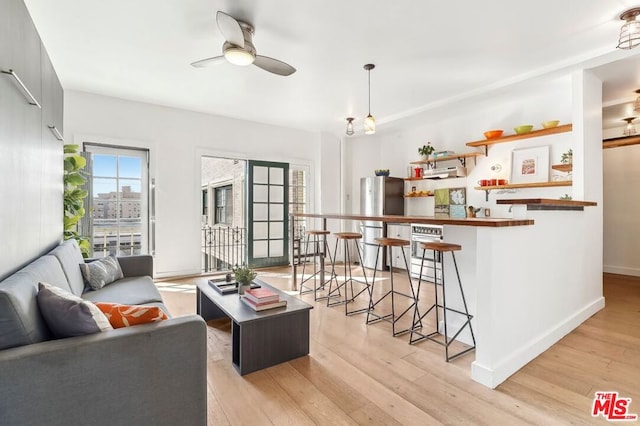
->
[386,224,411,270]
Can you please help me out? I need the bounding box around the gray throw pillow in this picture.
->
[79,255,124,290]
[37,282,113,338]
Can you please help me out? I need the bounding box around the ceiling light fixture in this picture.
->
[363,64,376,135]
[345,117,355,136]
[617,7,640,49]
[223,45,255,66]
[623,117,637,136]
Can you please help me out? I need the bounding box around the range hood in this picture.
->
[422,165,466,179]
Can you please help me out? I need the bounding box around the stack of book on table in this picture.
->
[240,287,287,311]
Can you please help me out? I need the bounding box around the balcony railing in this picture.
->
[202,225,246,273]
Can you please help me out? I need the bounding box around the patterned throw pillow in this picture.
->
[79,255,124,290]
[95,302,168,328]
[37,282,113,338]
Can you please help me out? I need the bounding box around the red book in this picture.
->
[244,287,279,303]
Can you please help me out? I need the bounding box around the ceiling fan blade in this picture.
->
[253,55,296,76]
[216,11,244,47]
[190,55,226,68]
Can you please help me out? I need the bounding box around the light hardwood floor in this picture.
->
[159,270,640,425]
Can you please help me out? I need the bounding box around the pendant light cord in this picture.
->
[368,68,371,115]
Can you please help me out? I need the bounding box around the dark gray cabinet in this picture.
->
[0,0,64,279]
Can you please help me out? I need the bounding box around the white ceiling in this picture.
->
[22,0,640,135]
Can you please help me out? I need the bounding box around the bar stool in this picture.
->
[326,232,370,315]
[366,237,417,337]
[409,241,476,362]
[299,230,336,301]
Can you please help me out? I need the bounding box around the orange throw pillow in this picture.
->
[94,303,168,328]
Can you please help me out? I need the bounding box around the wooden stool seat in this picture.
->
[419,242,461,252]
[334,232,362,240]
[306,230,331,236]
[375,237,410,247]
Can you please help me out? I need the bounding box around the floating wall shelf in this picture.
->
[410,151,484,167]
[475,180,572,201]
[467,124,573,155]
[496,198,596,211]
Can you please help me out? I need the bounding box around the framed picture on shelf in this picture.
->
[510,146,549,184]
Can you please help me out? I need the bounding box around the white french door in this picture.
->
[83,144,150,257]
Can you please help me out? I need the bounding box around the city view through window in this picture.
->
[87,146,148,257]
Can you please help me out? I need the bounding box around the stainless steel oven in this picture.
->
[410,224,443,282]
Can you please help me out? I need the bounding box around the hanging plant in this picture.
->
[63,144,90,257]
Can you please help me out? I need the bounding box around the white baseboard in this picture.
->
[603,265,640,277]
[471,297,605,389]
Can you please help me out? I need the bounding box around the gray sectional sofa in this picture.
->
[0,239,207,426]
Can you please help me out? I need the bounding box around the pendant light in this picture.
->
[617,8,640,49]
[345,117,355,136]
[623,117,637,136]
[363,64,376,135]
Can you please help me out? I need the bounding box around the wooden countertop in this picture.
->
[292,213,534,227]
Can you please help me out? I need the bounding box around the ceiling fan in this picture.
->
[191,11,296,76]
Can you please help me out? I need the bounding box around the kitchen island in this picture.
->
[290,211,604,389]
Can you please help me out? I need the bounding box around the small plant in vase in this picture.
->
[561,148,573,165]
[232,265,257,295]
[418,142,435,161]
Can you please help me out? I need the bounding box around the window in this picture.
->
[84,144,149,257]
[214,185,233,225]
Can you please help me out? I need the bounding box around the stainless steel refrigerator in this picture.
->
[359,176,405,270]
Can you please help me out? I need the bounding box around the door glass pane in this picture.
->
[269,186,284,202]
[269,222,283,239]
[254,241,268,258]
[253,204,268,221]
[269,204,284,220]
[118,156,142,179]
[269,240,284,257]
[253,184,268,202]
[254,166,269,184]
[92,154,117,177]
[269,168,284,185]
[253,222,268,239]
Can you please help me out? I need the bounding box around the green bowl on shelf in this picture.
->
[514,125,534,134]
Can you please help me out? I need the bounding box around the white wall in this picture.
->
[64,90,327,277]
[603,144,640,276]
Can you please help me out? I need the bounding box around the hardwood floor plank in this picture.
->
[266,362,359,425]
[162,270,640,425]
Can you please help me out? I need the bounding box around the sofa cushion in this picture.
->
[81,276,163,305]
[48,239,86,295]
[79,255,124,290]
[37,282,112,338]
[0,256,71,350]
[95,302,168,328]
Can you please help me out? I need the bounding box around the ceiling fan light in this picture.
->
[617,8,640,49]
[224,47,255,66]
[364,114,376,135]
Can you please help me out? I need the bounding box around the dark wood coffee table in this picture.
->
[196,278,313,375]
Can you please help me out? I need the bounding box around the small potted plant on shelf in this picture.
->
[418,142,435,161]
[232,264,257,295]
[561,148,573,165]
